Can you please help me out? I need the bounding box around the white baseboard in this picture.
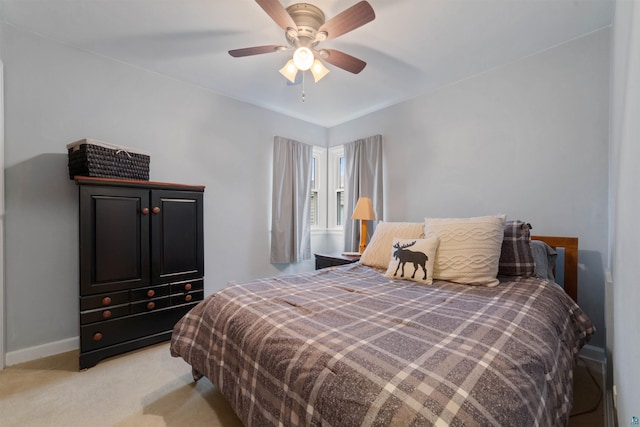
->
[579,344,605,363]
[5,337,79,367]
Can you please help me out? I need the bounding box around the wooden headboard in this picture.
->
[531,235,579,303]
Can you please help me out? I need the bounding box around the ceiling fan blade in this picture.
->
[255,0,297,31]
[318,1,375,40]
[228,45,286,57]
[321,49,367,74]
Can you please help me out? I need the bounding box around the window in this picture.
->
[310,145,344,231]
[310,146,327,229]
[337,155,345,226]
[328,145,345,230]
[310,156,317,226]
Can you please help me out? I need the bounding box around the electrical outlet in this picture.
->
[605,270,613,285]
[613,385,618,409]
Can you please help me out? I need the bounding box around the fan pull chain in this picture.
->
[302,71,306,102]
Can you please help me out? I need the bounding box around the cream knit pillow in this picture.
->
[359,222,425,269]
[424,215,506,286]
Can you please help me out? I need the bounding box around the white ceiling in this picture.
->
[0,0,613,127]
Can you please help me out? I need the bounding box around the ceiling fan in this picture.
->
[229,0,375,84]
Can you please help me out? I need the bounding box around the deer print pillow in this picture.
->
[384,237,440,285]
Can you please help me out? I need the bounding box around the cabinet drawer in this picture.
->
[170,279,203,295]
[130,296,170,314]
[130,284,169,302]
[80,291,129,311]
[80,304,197,352]
[81,304,130,325]
[171,290,204,306]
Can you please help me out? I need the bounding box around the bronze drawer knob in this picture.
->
[185,295,192,302]
[101,297,112,306]
[147,289,155,297]
[93,332,103,341]
[184,283,192,291]
[142,207,150,215]
[147,301,155,310]
[152,207,161,214]
[102,310,112,319]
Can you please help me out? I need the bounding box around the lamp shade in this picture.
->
[310,59,330,82]
[279,59,299,83]
[352,197,375,220]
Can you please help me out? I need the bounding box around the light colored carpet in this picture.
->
[0,343,242,427]
[0,343,604,426]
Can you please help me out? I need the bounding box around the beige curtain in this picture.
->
[270,136,313,263]
[343,135,383,252]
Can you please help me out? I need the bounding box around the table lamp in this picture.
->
[352,197,376,253]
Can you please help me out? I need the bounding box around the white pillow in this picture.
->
[424,215,506,286]
[359,222,425,269]
[384,237,439,285]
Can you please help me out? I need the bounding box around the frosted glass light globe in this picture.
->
[293,47,314,71]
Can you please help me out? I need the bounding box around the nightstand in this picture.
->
[314,252,361,270]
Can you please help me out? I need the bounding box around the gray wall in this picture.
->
[610,0,640,423]
[329,29,610,348]
[1,23,610,355]
[0,24,326,352]
[0,58,5,368]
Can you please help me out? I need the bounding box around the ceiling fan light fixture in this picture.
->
[279,59,299,83]
[230,1,376,85]
[293,47,314,71]
[310,59,329,82]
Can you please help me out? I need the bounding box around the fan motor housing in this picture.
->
[286,3,325,42]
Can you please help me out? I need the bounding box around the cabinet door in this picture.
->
[80,186,150,295]
[150,190,204,284]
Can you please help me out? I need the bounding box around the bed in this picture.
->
[171,218,594,426]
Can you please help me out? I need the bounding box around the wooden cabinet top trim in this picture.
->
[75,176,205,191]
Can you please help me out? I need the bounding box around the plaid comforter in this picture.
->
[170,263,594,427]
